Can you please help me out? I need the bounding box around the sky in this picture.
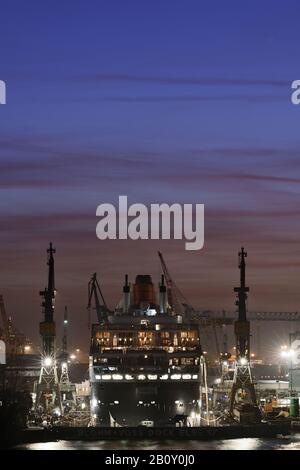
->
[1,1,300,356]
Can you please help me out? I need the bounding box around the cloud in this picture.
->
[230,173,300,184]
[83,73,289,88]
[103,95,285,103]
[160,171,300,185]
[1,134,300,198]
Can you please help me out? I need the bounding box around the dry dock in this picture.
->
[18,422,291,445]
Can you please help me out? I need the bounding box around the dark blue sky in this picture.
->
[1,1,300,355]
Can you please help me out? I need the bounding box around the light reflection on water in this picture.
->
[14,435,300,450]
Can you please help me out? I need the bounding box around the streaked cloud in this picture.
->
[82,73,289,88]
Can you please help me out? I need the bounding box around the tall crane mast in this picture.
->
[229,248,259,417]
[59,305,76,406]
[234,247,249,358]
[60,306,70,386]
[36,243,62,413]
[62,306,68,358]
[39,242,56,357]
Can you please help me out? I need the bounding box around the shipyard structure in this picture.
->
[89,273,204,427]
[2,245,300,438]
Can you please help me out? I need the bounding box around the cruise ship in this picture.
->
[89,273,203,427]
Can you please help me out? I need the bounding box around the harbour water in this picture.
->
[14,434,300,450]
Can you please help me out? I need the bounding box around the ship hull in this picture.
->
[91,381,200,427]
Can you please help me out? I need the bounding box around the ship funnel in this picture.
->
[133,275,156,309]
[123,274,130,314]
[159,274,167,314]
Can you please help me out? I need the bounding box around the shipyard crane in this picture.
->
[158,252,300,325]
[229,247,259,420]
[0,294,29,356]
[87,273,110,327]
[0,295,9,338]
[158,251,194,315]
[157,252,300,362]
[59,306,76,406]
[60,306,70,385]
[189,309,300,364]
[62,306,68,360]
[158,252,230,362]
[35,242,62,413]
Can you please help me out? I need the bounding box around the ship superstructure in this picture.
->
[89,273,203,427]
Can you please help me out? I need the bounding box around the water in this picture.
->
[14,434,300,450]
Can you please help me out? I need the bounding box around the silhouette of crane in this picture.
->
[158,251,194,315]
[87,273,110,327]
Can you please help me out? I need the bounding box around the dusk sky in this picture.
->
[1,1,300,356]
